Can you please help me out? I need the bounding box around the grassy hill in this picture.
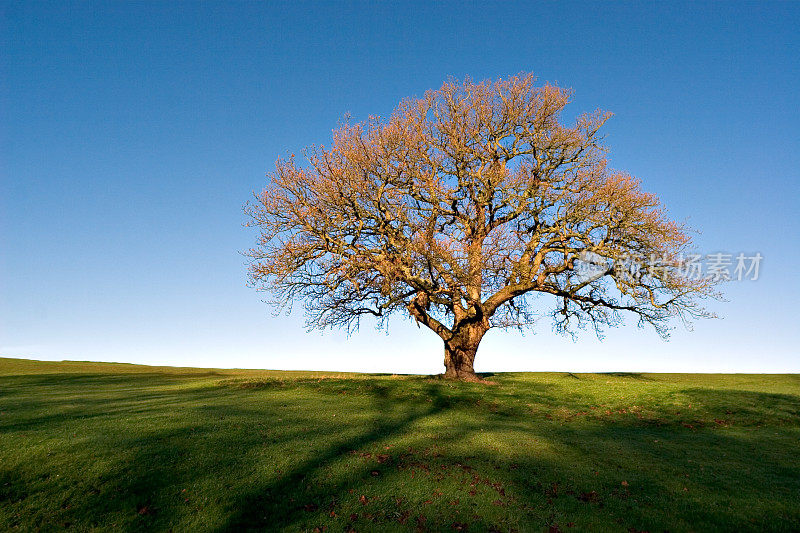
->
[1,357,798,532]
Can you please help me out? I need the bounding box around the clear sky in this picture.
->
[2,1,799,373]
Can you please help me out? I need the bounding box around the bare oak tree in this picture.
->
[245,74,716,381]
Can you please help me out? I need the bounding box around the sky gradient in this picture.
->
[2,1,799,373]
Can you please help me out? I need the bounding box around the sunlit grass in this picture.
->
[1,358,798,531]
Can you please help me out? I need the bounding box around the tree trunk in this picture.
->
[442,324,486,381]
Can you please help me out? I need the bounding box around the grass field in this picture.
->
[1,357,798,532]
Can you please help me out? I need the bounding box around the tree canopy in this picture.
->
[245,74,716,380]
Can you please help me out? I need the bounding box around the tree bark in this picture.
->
[442,324,486,381]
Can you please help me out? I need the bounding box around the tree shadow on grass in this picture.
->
[216,383,455,531]
[208,384,800,532]
[2,373,799,531]
[1,374,460,530]
[596,372,654,381]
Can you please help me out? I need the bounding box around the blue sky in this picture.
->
[2,1,799,373]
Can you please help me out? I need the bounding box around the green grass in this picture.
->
[1,357,798,532]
